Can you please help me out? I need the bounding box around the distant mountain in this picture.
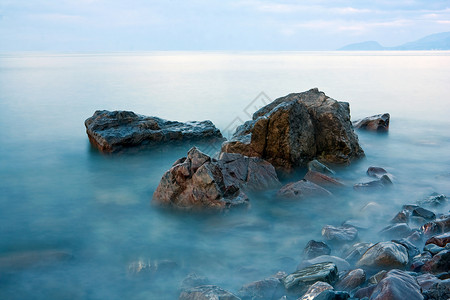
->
[338,31,450,50]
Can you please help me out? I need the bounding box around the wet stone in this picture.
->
[277,180,332,200]
[369,269,423,300]
[342,242,373,264]
[367,166,388,178]
[412,207,436,220]
[238,277,284,300]
[334,268,366,292]
[357,242,409,270]
[303,240,331,260]
[304,170,344,188]
[423,279,450,300]
[379,223,412,239]
[321,225,358,243]
[282,262,338,293]
[180,273,211,291]
[392,238,420,259]
[391,210,409,224]
[298,256,350,273]
[313,290,350,300]
[179,285,241,300]
[308,160,335,175]
[298,281,333,300]
[353,175,392,191]
[418,193,447,207]
[422,249,450,274]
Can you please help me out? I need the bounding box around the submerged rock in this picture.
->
[416,273,441,292]
[304,171,344,188]
[353,174,392,191]
[369,269,423,300]
[307,160,336,175]
[303,240,331,260]
[299,281,333,300]
[379,223,413,239]
[367,166,389,178]
[238,277,284,300]
[357,242,408,269]
[152,147,280,210]
[353,113,390,132]
[282,262,338,293]
[85,110,223,152]
[368,270,388,285]
[179,285,241,300]
[418,192,448,207]
[277,180,332,199]
[221,88,364,172]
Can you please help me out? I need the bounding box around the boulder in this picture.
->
[410,252,432,272]
[367,166,388,178]
[277,180,332,199]
[369,269,423,300]
[313,290,350,300]
[424,279,450,300]
[342,242,373,263]
[391,210,410,224]
[321,225,358,243]
[299,281,333,300]
[412,207,436,220]
[379,223,412,239]
[298,256,350,273]
[353,174,392,191]
[221,88,364,172]
[334,268,366,291]
[357,242,408,269]
[368,270,388,285]
[353,113,390,132]
[426,232,450,247]
[152,147,280,210]
[179,285,241,300]
[85,110,223,152]
[422,250,450,273]
[303,240,331,260]
[416,273,441,292]
[238,277,284,300]
[282,262,338,293]
[304,171,344,188]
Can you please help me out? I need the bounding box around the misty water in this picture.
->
[1,51,450,299]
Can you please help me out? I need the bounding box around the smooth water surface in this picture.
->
[1,51,450,299]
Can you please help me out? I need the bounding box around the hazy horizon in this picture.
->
[1,0,450,51]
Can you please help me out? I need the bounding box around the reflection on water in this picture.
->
[0,52,450,299]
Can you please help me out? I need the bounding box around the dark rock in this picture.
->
[357,242,408,269]
[277,180,332,199]
[410,252,432,272]
[422,216,450,236]
[416,273,440,292]
[342,242,373,263]
[152,147,280,210]
[412,207,436,220]
[282,262,338,293]
[368,270,388,285]
[424,244,445,255]
[179,285,241,300]
[180,273,211,291]
[354,285,376,299]
[379,223,412,239]
[422,250,450,274]
[405,231,424,247]
[335,268,366,291]
[298,255,350,273]
[85,110,223,153]
[369,269,423,300]
[322,225,358,243]
[221,88,364,172]
[238,277,284,300]
[353,175,392,191]
[313,290,350,300]
[424,279,450,300]
[304,171,344,188]
[426,232,450,247]
[353,113,390,132]
[437,272,450,280]
[308,160,336,175]
[303,240,331,260]
[392,239,420,258]
[402,204,420,212]
[367,166,388,178]
[418,193,448,207]
[391,210,410,224]
[298,281,333,300]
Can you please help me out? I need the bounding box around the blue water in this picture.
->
[0,52,450,299]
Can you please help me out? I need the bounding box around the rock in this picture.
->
[418,193,448,207]
[342,242,373,264]
[303,240,331,260]
[412,207,436,220]
[321,225,358,243]
[426,232,450,247]
[391,210,410,223]
[85,110,223,152]
[334,268,366,291]
[369,269,423,300]
[422,216,450,236]
[379,223,412,239]
[221,88,364,172]
[410,252,432,272]
[152,147,280,210]
[424,244,445,255]
[179,285,241,300]
[299,281,333,300]
[357,242,409,269]
[277,180,332,199]
[304,171,344,188]
[416,273,441,292]
[422,250,450,274]
[368,270,388,285]
[367,166,388,178]
[282,262,338,293]
[313,290,350,300]
[353,113,390,132]
[392,239,420,259]
[298,256,350,273]
[180,273,211,291]
[307,160,335,175]
[127,259,179,276]
[353,175,392,191]
[424,279,450,300]
[405,231,424,247]
[238,277,284,300]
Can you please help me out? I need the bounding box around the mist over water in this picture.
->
[0,52,450,299]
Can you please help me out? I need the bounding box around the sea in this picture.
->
[0,51,449,299]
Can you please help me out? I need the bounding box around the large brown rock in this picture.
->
[85,110,223,152]
[369,269,423,300]
[357,242,408,269]
[221,88,364,172]
[152,147,280,210]
[353,113,390,132]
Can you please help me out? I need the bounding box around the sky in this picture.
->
[0,0,449,51]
